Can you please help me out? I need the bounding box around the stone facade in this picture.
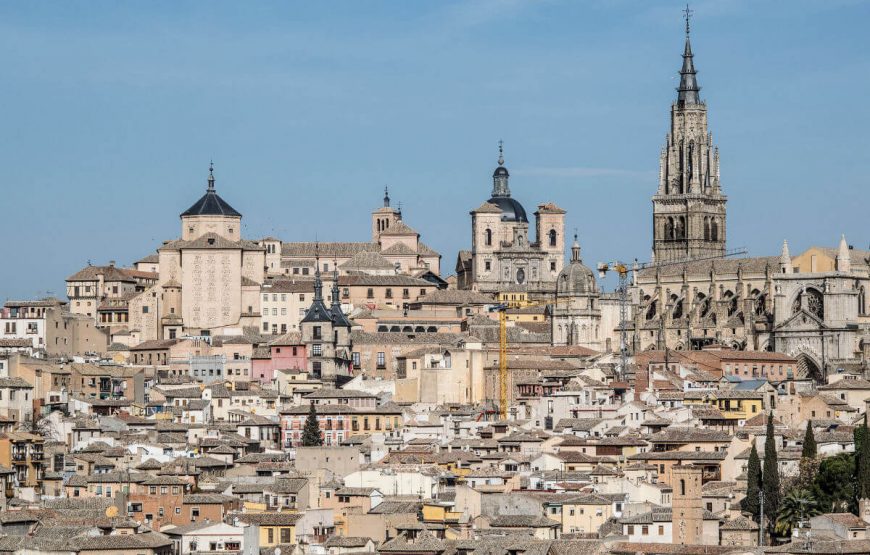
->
[652,32,726,264]
[457,145,565,296]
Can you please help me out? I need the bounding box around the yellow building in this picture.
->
[560,493,614,535]
[234,512,301,546]
[0,432,45,489]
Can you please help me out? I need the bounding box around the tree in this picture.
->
[855,414,870,501]
[798,420,818,489]
[762,412,781,534]
[742,442,762,521]
[302,403,323,447]
[813,452,855,513]
[802,420,817,459]
[775,489,821,538]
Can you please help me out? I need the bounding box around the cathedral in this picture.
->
[456,143,566,296]
[631,21,870,380]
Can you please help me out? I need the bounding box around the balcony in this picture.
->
[30,452,44,462]
[11,452,27,463]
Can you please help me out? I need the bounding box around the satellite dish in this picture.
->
[105,506,119,518]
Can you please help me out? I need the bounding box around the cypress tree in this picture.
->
[799,420,818,488]
[302,403,323,447]
[743,442,762,520]
[802,420,817,459]
[762,412,781,532]
[857,415,870,502]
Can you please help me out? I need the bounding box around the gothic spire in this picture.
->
[383,186,390,208]
[677,5,701,105]
[837,234,852,273]
[207,161,215,191]
[313,243,323,301]
[491,140,511,197]
[331,259,341,307]
[779,240,793,274]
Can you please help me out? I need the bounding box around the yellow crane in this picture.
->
[488,249,748,420]
[489,298,557,420]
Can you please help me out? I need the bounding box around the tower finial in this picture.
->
[313,241,323,301]
[384,186,390,208]
[497,140,504,166]
[571,231,581,263]
[676,5,701,105]
[207,160,215,191]
[683,3,693,37]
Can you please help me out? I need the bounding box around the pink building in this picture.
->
[252,332,307,384]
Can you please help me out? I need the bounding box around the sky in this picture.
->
[1,0,869,300]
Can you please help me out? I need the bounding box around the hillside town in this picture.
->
[2,11,870,555]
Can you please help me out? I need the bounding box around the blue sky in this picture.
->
[1,0,869,299]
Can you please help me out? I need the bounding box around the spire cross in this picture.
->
[683,4,693,37]
[207,160,215,190]
[497,140,504,166]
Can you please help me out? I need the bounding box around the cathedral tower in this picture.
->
[652,14,727,263]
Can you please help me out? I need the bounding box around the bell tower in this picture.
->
[652,9,727,263]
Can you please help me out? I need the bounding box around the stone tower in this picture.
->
[652,17,727,263]
[372,187,402,243]
[300,249,352,383]
[672,465,704,545]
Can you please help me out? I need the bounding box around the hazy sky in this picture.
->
[1,0,868,300]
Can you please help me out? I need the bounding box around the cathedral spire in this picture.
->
[677,5,701,105]
[207,161,215,191]
[491,140,511,198]
[383,186,390,208]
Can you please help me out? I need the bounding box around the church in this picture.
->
[456,143,566,296]
[126,165,266,341]
[630,20,870,380]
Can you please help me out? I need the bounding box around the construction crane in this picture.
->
[488,298,559,420]
[596,247,747,380]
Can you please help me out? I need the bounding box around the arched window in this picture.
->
[711,218,719,242]
[665,218,675,240]
[704,218,710,241]
[548,229,557,247]
[676,216,686,240]
[484,229,492,246]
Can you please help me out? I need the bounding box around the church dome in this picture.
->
[557,238,598,296]
[487,196,528,223]
[493,166,509,178]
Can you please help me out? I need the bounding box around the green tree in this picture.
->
[856,415,870,501]
[813,452,856,513]
[802,420,817,459]
[775,489,821,538]
[762,412,781,534]
[798,421,818,489]
[742,442,762,521]
[302,403,323,447]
